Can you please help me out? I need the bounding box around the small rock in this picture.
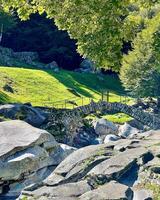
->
[104,134,120,144]
[118,123,140,138]
[46,61,59,72]
[93,118,118,136]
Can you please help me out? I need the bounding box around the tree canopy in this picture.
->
[1,0,158,70]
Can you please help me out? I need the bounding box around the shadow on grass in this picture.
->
[0,91,12,104]
[46,70,125,98]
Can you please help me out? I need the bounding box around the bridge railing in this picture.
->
[18,89,132,108]
[37,92,132,109]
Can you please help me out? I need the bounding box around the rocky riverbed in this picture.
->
[0,119,160,199]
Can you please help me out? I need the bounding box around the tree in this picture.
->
[0,0,147,70]
[120,11,160,103]
[0,0,159,71]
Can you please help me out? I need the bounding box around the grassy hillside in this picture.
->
[0,66,129,108]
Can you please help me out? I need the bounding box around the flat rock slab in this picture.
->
[21,181,91,199]
[88,147,149,178]
[44,144,114,186]
[0,120,56,159]
[79,181,133,200]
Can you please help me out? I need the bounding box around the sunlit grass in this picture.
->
[0,66,132,108]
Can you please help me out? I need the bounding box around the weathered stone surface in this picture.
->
[79,181,133,200]
[44,144,114,186]
[104,134,120,144]
[0,104,47,127]
[72,126,98,148]
[113,139,140,152]
[21,181,91,200]
[0,120,56,159]
[133,189,153,200]
[88,147,149,179]
[0,120,77,198]
[13,51,39,64]
[118,123,140,138]
[93,118,118,136]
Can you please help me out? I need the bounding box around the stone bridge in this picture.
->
[72,101,160,129]
[46,101,160,142]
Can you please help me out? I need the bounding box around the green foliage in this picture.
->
[0,0,149,70]
[120,11,160,98]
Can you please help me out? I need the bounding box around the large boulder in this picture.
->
[0,120,75,198]
[43,144,114,186]
[0,104,47,127]
[118,123,141,138]
[21,181,91,200]
[80,181,133,200]
[18,129,160,200]
[93,118,118,136]
[72,126,98,148]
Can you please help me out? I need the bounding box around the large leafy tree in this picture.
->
[1,1,160,73]
[120,10,160,102]
[0,0,145,70]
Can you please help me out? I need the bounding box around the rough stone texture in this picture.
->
[104,134,120,143]
[0,104,47,127]
[17,128,160,200]
[44,101,160,144]
[133,189,153,200]
[0,46,42,67]
[21,181,91,199]
[0,120,75,198]
[71,101,160,129]
[79,59,96,73]
[44,144,114,186]
[72,126,98,148]
[13,51,39,64]
[93,118,118,136]
[80,181,133,200]
[87,147,149,179]
[118,123,141,138]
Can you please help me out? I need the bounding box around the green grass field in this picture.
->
[0,66,131,107]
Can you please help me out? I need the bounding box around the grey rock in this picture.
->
[118,123,140,138]
[93,118,118,136]
[21,181,91,199]
[88,147,149,179]
[13,51,39,64]
[46,61,59,72]
[79,59,95,73]
[0,120,56,159]
[114,139,140,151]
[104,134,120,144]
[44,144,114,186]
[0,104,47,127]
[133,189,153,200]
[79,181,133,200]
[50,144,77,165]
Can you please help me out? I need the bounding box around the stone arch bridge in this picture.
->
[71,101,160,129]
[46,101,160,141]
